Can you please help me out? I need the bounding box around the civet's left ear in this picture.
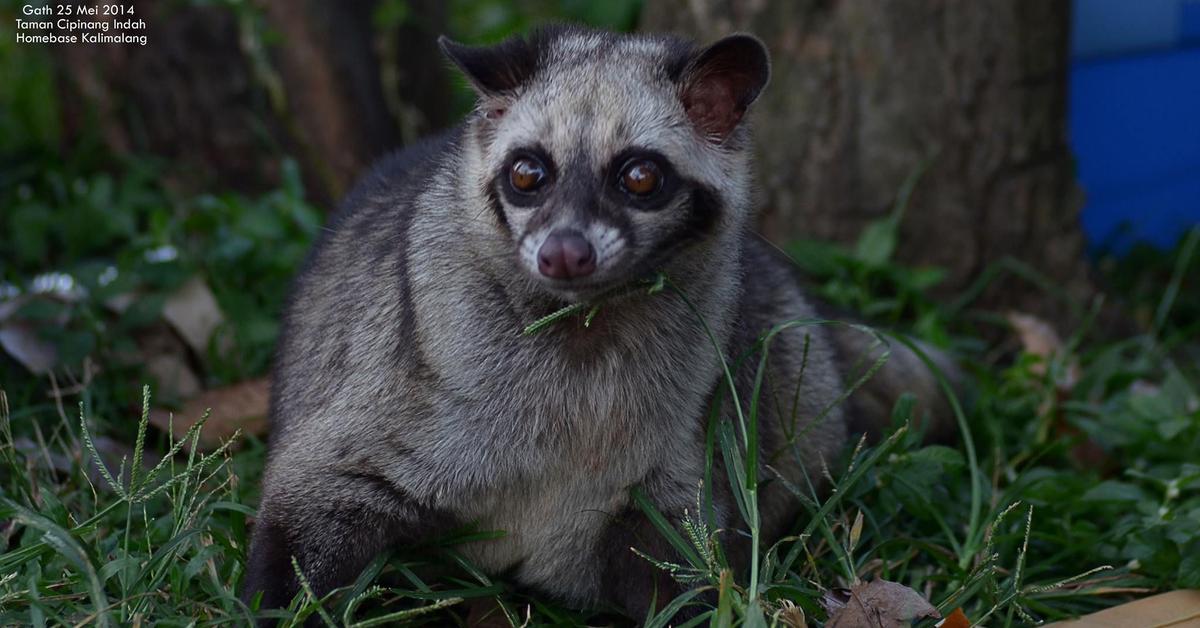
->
[678,34,771,143]
[438,34,538,99]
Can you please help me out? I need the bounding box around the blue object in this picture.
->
[1069,0,1200,251]
[1071,0,1180,58]
[1181,2,1200,43]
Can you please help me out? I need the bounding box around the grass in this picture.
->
[2,3,1197,622]
[1,225,1198,626]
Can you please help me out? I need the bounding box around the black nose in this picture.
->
[537,230,596,279]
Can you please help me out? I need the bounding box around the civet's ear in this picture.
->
[678,34,771,143]
[438,34,539,101]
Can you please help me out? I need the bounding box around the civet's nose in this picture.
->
[537,229,596,279]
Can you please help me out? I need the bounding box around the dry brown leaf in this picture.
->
[1006,311,1081,388]
[144,353,203,400]
[1004,311,1106,470]
[123,323,201,404]
[0,295,59,374]
[161,276,230,357]
[1006,311,1063,360]
[825,579,940,627]
[937,607,971,628]
[821,587,852,616]
[1043,589,1200,627]
[0,322,57,374]
[149,378,270,450]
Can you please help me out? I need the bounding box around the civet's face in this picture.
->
[444,27,769,302]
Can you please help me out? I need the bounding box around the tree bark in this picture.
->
[643,0,1094,321]
[55,2,288,193]
[53,0,451,208]
[258,0,399,203]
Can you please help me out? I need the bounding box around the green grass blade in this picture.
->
[631,486,706,570]
[1,499,109,628]
[1152,225,1200,338]
[644,587,710,628]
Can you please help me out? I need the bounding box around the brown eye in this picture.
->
[621,160,662,197]
[510,156,547,193]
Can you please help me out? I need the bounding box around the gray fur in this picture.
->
[243,25,955,619]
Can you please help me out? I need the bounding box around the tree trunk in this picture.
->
[258,0,452,202]
[53,0,451,208]
[258,0,400,203]
[55,2,289,193]
[643,0,1094,321]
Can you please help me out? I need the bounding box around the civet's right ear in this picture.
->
[678,34,771,143]
[439,34,539,109]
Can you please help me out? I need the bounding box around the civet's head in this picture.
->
[441,26,769,301]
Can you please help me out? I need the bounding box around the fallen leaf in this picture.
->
[1005,311,1081,388]
[0,295,59,374]
[1006,311,1063,360]
[826,579,940,628]
[161,276,230,357]
[0,294,23,320]
[1007,310,1104,469]
[130,324,202,402]
[1043,589,1200,627]
[149,378,270,450]
[937,607,971,628]
[145,353,203,401]
[0,323,57,374]
[821,587,852,616]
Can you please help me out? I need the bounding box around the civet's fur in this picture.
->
[243,25,955,620]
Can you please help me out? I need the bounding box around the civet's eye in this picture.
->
[620,159,662,197]
[509,156,548,193]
